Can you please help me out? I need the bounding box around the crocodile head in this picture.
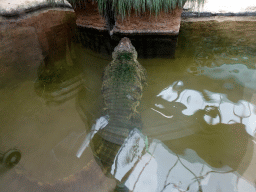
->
[112,37,138,60]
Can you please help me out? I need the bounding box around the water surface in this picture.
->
[1,21,256,191]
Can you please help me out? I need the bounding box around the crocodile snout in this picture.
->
[115,37,134,52]
[112,37,137,60]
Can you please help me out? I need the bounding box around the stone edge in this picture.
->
[0,1,73,18]
[112,29,179,36]
[181,11,256,18]
[76,23,179,36]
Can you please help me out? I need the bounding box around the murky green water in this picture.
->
[1,21,256,191]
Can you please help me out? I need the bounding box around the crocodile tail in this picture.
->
[90,132,121,178]
[90,117,142,177]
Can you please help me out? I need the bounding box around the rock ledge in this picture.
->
[0,0,72,17]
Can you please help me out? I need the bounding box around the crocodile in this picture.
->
[91,37,147,178]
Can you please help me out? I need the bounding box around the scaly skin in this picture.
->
[99,37,146,145]
[91,37,146,177]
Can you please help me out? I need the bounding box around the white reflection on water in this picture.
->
[76,115,109,158]
[157,81,256,137]
[151,108,174,119]
[110,129,146,181]
[176,89,205,116]
[109,129,255,192]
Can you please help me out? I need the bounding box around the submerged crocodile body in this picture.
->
[91,37,147,177]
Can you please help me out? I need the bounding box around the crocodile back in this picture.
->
[99,38,146,145]
[91,38,146,175]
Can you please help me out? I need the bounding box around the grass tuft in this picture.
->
[64,0,205,17]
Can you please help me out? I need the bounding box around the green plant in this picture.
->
[62,0,205,18]
[97,0,205,18]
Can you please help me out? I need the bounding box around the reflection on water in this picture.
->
[106,129,253,191]
[75,39,256,191]
[155,81,256,136]
[1,24,256,192]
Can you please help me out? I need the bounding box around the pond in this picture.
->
[0,20,256,191]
